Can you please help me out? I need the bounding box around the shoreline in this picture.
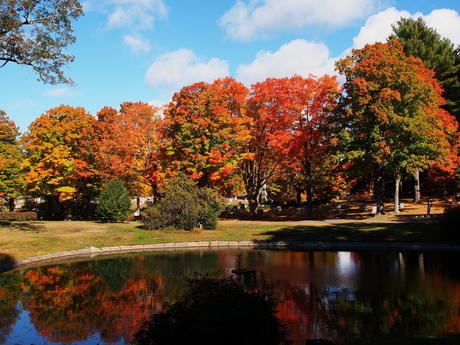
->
[2,239,459,273]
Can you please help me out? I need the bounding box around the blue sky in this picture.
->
[2,0,460,131]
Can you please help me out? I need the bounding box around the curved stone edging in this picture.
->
[2,240,460,273]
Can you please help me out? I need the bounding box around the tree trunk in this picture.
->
[245,180,262,216]
[394,171,401,214]
[248,197,258,216]
[305,183,313,219]
[414,169,421,203]
[136,196,141,210]
[374,174,385,215]
[305,162,313,219]
[8,197,15,212]
[64,202,72,221]
[295,187,302,206]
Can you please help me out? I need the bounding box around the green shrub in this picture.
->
[196,187,222,229]
[0,211,38,221]
[96,178,132,222]
[141,176,222,231]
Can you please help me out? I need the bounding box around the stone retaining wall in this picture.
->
[2,241,460,273]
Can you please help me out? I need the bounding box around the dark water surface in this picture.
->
[1,249,460,344]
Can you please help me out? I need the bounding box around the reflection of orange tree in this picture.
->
[97,278,163,343]
[0,271,22,343]
[270,281,335,344]
[21,264,162,344]
[22,266,104,343]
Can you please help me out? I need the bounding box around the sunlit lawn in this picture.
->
[0,219,445,261]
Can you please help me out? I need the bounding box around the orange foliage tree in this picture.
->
[22,105,99,218]
[162,77,250,195]
[96,102,162,204]
[336,40,459,214]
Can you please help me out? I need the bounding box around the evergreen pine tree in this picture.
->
[96,178,131,222]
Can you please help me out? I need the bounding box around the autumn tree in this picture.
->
[22,105,99,219]
[281,75,340,218]
[390,18,460,202]
[0,110,23,210]
[163,77,250,194]
[0,0,84,84]
[336,40,458,214]
[241,76,340,217]
[240,79,287,215]
[96,102,162,204]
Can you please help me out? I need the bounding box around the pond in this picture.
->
[1,249,460,345]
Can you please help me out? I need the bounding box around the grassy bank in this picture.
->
[0,219,447,261]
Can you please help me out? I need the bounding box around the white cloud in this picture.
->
[237,39,335,85]
[352,7,411,48]
[352,7,460,48]
[219,0,378,41]
[44,87,78,98]
[148,99,167,107]
[424,9,460,46]
[232,6,460,87]
[102,0,167,30]
[123,34,151,52]
[145,49,229,94]
[148,99,167,116]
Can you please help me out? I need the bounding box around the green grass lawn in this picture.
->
[0,218,448,262]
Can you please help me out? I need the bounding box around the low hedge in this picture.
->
[0,212,38,221]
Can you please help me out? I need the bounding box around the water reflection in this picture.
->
[0,250,459,344]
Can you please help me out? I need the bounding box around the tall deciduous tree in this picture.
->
[242,76,340,218]
[0,0,84,84]
[390,18,460,202]
[336,40,458,214]
[163,77,250,194]
[0,110,23,210]
[96,102,162,203]
[240,79,287,215]
[283,75,340,218]
[22,105,99,218]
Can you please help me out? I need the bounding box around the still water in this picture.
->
[1,249,460,345]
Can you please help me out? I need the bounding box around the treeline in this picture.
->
[1,19,459,219]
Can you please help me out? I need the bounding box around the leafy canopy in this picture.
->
[96,102,162,198]
[0,0,83,84]
[336,40,457,177]
[163,77,250,194]
[22,105,99,202]
[0,110,23,199]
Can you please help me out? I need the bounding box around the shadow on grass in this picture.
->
[0,220,45,232]
[0,253,17,273]
[259,222,447,243]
